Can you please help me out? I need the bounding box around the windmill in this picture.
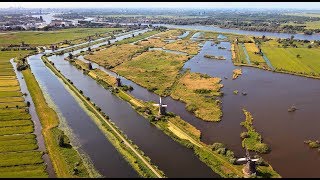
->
[236,149,259,178]
[153,97,167,116]
[115,74,122,87]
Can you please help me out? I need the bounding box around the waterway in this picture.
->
[78,35,320,177]
[29,32,219,177]
[154,24,320,41]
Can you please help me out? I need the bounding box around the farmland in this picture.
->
[261,39,320,77]
[113,50,189,96]
[0,51,47,178]
[170,71,223,122]
[0,28,121,46]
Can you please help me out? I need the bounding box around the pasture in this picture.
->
[0,28,121,46]
[261,40,320,76]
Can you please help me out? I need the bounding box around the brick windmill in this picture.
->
[153,97,167,116]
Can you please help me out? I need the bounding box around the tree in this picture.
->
[262,35,265,40]
[290,35,294,41]
[308,44,312,48]
[68,53,73,59]
[88,47,91,52]
[132,34,135,37]
[26,101,31,107]
[108,40,111,45]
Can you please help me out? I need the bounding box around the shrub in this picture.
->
[240,132,249,139]
[211,142,225,151]
[186,103,197,113]
[216,147,226,155]
[254,143,269,153]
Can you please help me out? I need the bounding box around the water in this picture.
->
[47,51,219,177]
[153,24,320,41]
[27,54,138,178]
[177,31,190,39]
[182,40,320,178]
[79,39,320,177]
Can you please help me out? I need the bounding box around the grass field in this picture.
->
[113,50,189,96]
[261,40,320,77]
[171,71,223,122]
[0,28,121,46]
[240,109,269,154]
[0,51,48,178]
[84,44,146,69]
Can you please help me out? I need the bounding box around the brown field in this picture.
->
[171,71,223,122]
[164,40,200,55]
[136,38,167,48]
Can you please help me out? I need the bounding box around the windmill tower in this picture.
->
[153,97,167,116]
[236,149,259,178]
[115,74,122,87]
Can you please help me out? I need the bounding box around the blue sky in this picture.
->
[0,2,320,9]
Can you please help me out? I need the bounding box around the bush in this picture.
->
[254,143,269,153]
[211,142,225,151]
[240,132,249,139]
[186,103,197,113]
[216,147,226,155]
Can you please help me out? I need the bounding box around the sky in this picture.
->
[0,2,320,10]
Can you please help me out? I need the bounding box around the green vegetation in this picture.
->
[261,39,320,78]
[0,28,121,47]
[171,71,223,122]
[304,140,320,149]
[0,51,48,178]
[113,50,189,96]
[240,109,270,154]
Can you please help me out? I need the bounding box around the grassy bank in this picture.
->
[240,109,270,154]
[42,55,164,178]
[22,68,97,177]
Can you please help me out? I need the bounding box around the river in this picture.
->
[75,31,320,177]
[153,24,320,41]
[28,30,219,177]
